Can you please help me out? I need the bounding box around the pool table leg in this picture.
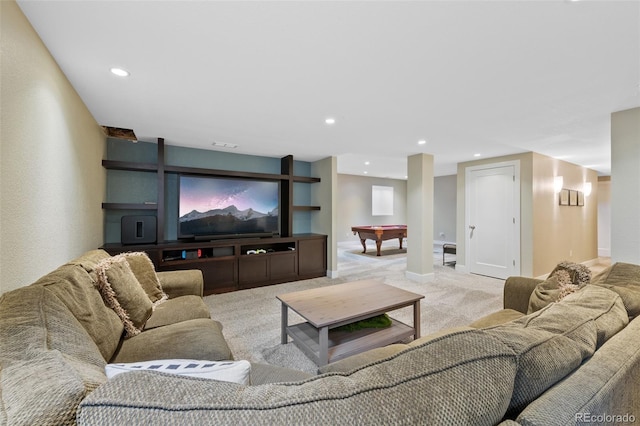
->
[398,237,403,250]
[376,240,382,256]
[360,238,367,254]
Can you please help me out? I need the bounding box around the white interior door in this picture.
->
[466,162,520,279]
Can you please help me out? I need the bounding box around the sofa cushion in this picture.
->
[591,262,640,318]
[95,256,153,338]
[106,359,251,384]
[157,269,204,298]
[33,264,124,360]
[515,316,640,425]
[111,318,233,363]
[78,329,518,425]
[117,252,168,305]
[144,295,211,330]
[485,303,599,417]
[527,270,583,314]
[250,362,314,384]
[469,309,525,328]
[0,286,108,425]
[560,285,628,347]
[66,249,112,275]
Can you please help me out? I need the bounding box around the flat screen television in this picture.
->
[178,175,279,240]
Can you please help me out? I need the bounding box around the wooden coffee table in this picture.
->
[277,280,424,366]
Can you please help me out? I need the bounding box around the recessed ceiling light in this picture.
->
[418,140,427,145]
[212,141,238,149]
[364,161,370,165]
[474,153,482,157]
[110,67,130,77]
[325,117,336,125]
[364,171,368,174]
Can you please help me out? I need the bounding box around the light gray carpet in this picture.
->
[204,241,505,374]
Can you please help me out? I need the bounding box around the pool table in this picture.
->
[351,225,407,256]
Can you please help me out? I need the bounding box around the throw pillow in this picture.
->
[527,262,590,314]
[527,271,573,314]
[550,261,591,286]
[117,252,168,306]
[95,256,153,338]
[105,359,251,385]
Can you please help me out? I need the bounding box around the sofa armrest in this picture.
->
[157,270,204,298]
[503,276,543,314]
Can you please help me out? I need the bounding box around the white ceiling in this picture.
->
[17,0,640,178]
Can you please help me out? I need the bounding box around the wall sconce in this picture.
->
[554,176,564,193]
[584,182,592,197]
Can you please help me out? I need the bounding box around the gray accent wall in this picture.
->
[434,174,457,243]
[105,139,314,243]
[336,173,456,245]
[336,174,408,243]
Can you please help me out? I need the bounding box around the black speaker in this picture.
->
[121,215,157,245]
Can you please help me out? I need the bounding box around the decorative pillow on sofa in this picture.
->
[95,256,153,338]
[117,252,168,306]
[105,359,251,385]
[527,261,591,314]
[550,261,591,286]
[527,270,575,314]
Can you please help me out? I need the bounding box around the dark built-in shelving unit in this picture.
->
[101,138,326,294]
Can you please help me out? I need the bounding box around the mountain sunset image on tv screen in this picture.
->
[178,175,279,238]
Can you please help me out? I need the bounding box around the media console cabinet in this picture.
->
[103,233,327,295]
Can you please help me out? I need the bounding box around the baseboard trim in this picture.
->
[454,264,467,273]
[327,269,339,279]
[405,270,435,283]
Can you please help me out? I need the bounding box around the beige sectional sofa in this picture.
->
[2,250,639,425]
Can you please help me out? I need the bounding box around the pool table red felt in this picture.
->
[351,225,407,256]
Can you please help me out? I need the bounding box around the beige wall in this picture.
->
[531,153,598,276]
[597,177,611,257]
[1,1,106,294]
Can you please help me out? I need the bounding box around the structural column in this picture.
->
[406,153,434,282]
[311,156,338,278]
[611,107,640,263]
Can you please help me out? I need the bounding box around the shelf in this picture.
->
[293,206,321,211]
[102,203,158,210]
[293,176,321,183]
[164,165,287,181]
[286,318,415,365]
[102,160,158,172]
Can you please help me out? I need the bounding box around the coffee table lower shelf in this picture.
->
[286,318,415,366]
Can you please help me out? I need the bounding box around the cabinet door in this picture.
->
[270,252,297,280]
[159,258,237,295]
[238,255,269,288]
[298,237,327,276]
